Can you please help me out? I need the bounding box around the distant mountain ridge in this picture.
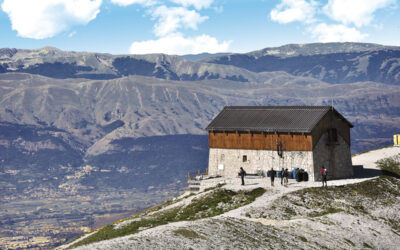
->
[246,42,389,57]
[202,42,400,85]
[2,42,400,84]
[179,52,232,62]
[0,47,252,82]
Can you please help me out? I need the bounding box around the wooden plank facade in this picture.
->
[311,111,351,148]
[209,132,312,151]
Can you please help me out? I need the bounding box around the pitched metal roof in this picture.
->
[206,106,353,133]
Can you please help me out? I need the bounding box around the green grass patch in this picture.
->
[344,238,355,246]
[363,242,374,249]
[204,182,226,192]
[298,236,308,242]
[308,207,343,218]
[173,229,206,239]
[67,187,265,249]
[284,206,296,217]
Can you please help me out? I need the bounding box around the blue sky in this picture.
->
[0,0,399,55]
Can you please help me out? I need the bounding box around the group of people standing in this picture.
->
[269,168,289,187]
[239,167,289,187]
[239,166,328,187]
[268,168,289,187]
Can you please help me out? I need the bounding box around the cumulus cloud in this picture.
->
[151,6,208,36]
[110,0,155,6]
[1,0,102,39]
[129,33,231,55]
[170,0,213,10]
[114,0,228,54]
[270,0,316,24]
[270,0,395,43]
[311,23,368,42]
[323,0,395,27]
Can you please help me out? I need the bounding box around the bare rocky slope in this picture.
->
[58,147,400,249]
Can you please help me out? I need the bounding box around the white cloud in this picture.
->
[311,23,368,42]
[68,31,77,37]
[151,6,208,36]
[110,0,155,6]
[1,0,102,39]
[270,0,316,24]
[129,33,231,55]
[323,0,395,27]
[170,0,213,10]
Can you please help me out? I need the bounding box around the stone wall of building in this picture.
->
[312,132,353,181]
[208,148,314,180]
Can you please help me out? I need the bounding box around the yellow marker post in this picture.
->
[394,134,400,146]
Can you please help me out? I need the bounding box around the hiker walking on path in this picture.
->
[270,168,276,187]
[321,166,328,187]
[280,168,284,185]
[283,168,289,187]
[239,167,246,186]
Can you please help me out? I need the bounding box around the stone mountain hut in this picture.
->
[205,106,354,182]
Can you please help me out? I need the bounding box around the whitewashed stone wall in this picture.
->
[312,133,353,181]
[208,148,314,181]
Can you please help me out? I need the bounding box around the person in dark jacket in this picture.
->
[270,168,276,187]
[283,168,289,187]
[239,167,246,185]
[280,167,284,185]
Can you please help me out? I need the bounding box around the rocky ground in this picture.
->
[58,146,400,249]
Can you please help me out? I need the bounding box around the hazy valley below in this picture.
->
[1,42,400,248]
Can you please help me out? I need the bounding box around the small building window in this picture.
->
[243,155,247,162]
[328,128,338,143]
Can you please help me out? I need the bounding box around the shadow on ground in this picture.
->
[353,165,381,179]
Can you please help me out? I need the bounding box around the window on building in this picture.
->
[243,155,247,162]
[328,128,338,143]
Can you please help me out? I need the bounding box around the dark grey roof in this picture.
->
[206,106,353,133]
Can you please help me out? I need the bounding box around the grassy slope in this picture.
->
[67,187,265,248]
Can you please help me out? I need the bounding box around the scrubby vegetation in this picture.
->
[68,187,265,248]
[173,229,206,239]
[376,153,400,176]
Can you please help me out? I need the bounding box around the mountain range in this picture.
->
[1,42,400,248]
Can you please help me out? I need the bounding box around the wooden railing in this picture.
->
[188,168,208,181]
